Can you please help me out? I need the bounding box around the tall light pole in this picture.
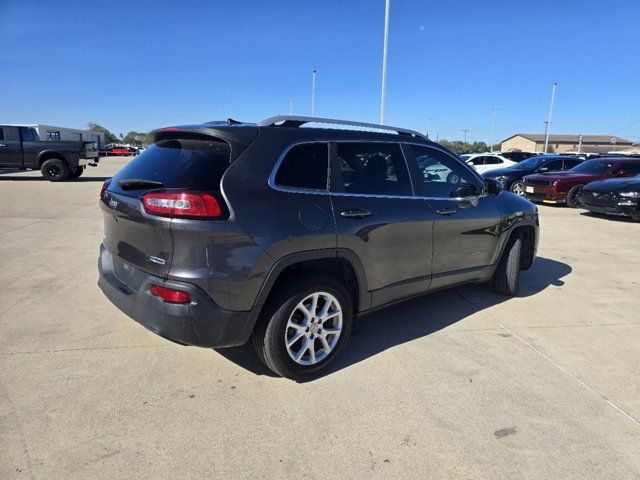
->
[577,134,583,154]
[426,117,432,138]
[490,107,499,152]
[462,129,469,145]
[379,0,391,124]
[543,82,558,153]
[311,70,317,116]
[289,99,294,115]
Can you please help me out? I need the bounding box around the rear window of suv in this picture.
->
[110,138,231,194]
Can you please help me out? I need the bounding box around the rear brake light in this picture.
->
[142,192,222,219]
[100,178,112,199]
[150,285,192,304]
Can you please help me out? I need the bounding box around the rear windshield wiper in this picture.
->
[118,179,164,190]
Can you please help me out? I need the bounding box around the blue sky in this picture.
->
[1,0,639,143]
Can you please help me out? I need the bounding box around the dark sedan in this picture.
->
[580,175,640,220]
[483,155,582,195]
[522,158,640,207]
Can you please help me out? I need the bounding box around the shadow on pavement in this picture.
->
[580,211,639,223]
[214,257,571,380]
[0,174,110,182]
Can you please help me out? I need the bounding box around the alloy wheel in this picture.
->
[285,292,343,366]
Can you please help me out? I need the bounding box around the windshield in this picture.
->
[511,157,546,170]
[569,160,615,174]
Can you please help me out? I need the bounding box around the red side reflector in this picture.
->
[142,192,222,219]
[149,285,192,304]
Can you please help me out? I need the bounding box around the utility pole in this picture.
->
[289,100,294,115]
[543,82,558,153]
[462,129,469,145]
[436,132,439,142]
[490,107,499,152]
[426,117,432,138]
[311,70,317,116]
[380,0,391,124]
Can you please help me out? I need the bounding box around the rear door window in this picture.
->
[110,138,231,196]
[484,156,502,165]
[332,143,413,196]
[274,143,329,190]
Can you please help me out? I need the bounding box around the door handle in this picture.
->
[341,209,372,219]
[436,207,457,216]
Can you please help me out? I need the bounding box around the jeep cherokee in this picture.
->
[98,116,539,380]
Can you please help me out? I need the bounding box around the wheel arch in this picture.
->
[38,151,70,168]
[252,249,370,316]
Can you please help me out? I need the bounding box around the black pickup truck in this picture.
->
[0,125,99,181]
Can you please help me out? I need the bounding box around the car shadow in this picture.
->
[580,211,638,223]
[0,173,110,182]
[214,256,572,380]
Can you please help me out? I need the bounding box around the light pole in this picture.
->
[543,82,558,153]
[380,0,391,124]
[462,129,469,145]
[490,107,499,152]
[426,117,432,138]
[311,70,317,116]
[577,134,583,154]
[289,99,294,115]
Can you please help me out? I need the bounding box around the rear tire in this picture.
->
[493,233,522,296]
[566,184,585,208]
[68,166,84,179]
[253,275,353,381]
[40,158,69,182]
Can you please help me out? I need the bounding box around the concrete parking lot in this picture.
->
[1,157,639,479]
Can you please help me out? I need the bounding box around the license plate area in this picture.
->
[525,186,534,193]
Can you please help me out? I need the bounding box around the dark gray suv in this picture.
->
[98,116,539,380]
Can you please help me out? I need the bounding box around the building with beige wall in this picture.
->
[500,134,632,154]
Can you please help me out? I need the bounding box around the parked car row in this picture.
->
[100,145,145,156]
[481,157,640,220]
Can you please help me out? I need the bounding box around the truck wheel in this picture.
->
[68,166,84,179]
[253,275,353,381]
[492,232,522,296]
[566,185,585,208]
[41,158,69,182]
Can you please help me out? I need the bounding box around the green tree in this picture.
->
[122,131,151,146]
[437,139,489,154]
[87,122,118,144]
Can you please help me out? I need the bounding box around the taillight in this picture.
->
[149,285,192,304]
[100,178,111,199]
[142,192,222,219]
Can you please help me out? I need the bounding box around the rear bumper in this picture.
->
[98,244,255,348]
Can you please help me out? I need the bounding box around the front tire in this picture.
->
[40,158,69,182]
[493,233,522,296]
[566,184,585,208]
[510,181,525,196]
[253,275,353,381]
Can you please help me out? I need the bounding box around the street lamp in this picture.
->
[490,107,499,152]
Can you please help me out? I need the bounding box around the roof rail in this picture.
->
[258,115,427,140]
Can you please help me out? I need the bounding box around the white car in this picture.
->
[460,153,516,174]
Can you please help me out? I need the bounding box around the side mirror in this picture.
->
[451,183,480,198]
[484,178,502,195]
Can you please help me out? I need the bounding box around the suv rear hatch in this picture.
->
[100,129,254,280]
